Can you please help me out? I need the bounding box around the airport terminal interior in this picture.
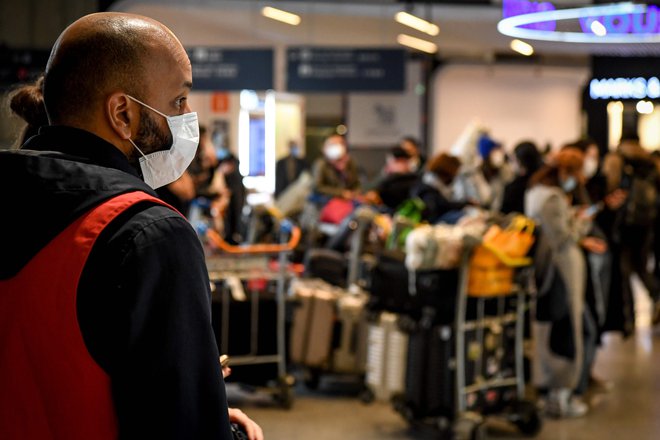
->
[2,0,660,439]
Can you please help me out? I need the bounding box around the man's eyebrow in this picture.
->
[183,81,193,90]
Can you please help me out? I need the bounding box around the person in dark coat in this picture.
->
[501,140,544,214]
[0,13,261,440]
[601,137,660,333]
[411,152,468,223]
[275,140,308,198]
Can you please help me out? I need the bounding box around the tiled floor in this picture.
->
[227,284,660,440]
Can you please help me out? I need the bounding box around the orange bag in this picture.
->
[467,216,535,297]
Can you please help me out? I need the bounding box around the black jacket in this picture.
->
[501,174,530,215]
[411,181,467,223]
[0,126,231,440]
[275,154,307,197]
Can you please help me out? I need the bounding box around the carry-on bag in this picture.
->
[332,293,368,374]
[364,312,409,402]
[399,313,455,424]
[289,279,338,368]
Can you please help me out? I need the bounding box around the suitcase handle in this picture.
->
[206,224,301,254]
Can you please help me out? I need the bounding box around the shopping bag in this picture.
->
[481,215,535,267]
[467,215,535,296]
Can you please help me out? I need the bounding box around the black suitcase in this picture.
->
[414,269,460,324]
[398,312,455,427]
[369,252,414,315]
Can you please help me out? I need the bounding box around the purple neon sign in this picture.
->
[502,0,660,36]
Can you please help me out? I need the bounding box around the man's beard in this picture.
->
[131,107,173,161]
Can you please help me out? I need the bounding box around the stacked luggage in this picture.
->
[289,278,368,389]
[364,214,541,439]
[288,206,377,390]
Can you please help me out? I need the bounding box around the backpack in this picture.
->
[622,162,658,227]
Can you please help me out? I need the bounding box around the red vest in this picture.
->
[0,191,170,440]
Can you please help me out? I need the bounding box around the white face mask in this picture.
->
[324,143,346,161]
[560,175,578,193]
[583,157,598,178]
[127,95,199,189]
[490,150,505,168]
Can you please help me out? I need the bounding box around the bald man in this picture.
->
[0,13,262,440]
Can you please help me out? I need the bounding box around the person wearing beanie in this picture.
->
[453,132,512,211]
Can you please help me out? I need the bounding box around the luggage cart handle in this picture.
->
[206,225,301,254]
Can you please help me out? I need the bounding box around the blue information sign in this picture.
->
[287,48,406,92]
[187,47,273,91]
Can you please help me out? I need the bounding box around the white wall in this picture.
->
[431,63,590,155]
[347,61,422,148]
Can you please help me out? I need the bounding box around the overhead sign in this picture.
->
[187,48,273,91]
[287,48,405,92]
[590,77,660,100]
[499,0,660,43]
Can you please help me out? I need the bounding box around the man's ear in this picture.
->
[106,92,137,141]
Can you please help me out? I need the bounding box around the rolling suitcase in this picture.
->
[364,312,409,403]
[332,293,368,374]
[289,279,338,369]
[399,311,455,428]
[369,252,414,315]
[414,268,460,324]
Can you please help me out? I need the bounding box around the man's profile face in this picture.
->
[131,39,193,158]
[133,106,172,157]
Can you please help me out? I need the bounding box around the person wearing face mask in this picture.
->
[312,134,360,200]
[0,13,262,440]
[525,147,606,418]
[453,133,512,212]
[556,141,618,396]
[400,136,426,173]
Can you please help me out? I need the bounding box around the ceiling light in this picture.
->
[607,101,624,113]
[397,34,438,54]
[590,20,607,37]
[395,11,439,36]
[510,39,534,56]
[262,6,301,26]
[637,100,654,114]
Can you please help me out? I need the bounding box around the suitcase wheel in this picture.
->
[359,387,375,404]
[303,368,322,390]
[272,375,295,410]
[507,399,542,436]
[453,413,486,440]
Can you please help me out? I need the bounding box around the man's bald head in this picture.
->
[43,13,184,126]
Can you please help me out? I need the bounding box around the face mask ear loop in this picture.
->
[126,94,168,119]
[128,138,147,159]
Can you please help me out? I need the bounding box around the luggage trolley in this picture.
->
[293,206,377,391]
[205,223,301,409]
[453,237,541,439]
